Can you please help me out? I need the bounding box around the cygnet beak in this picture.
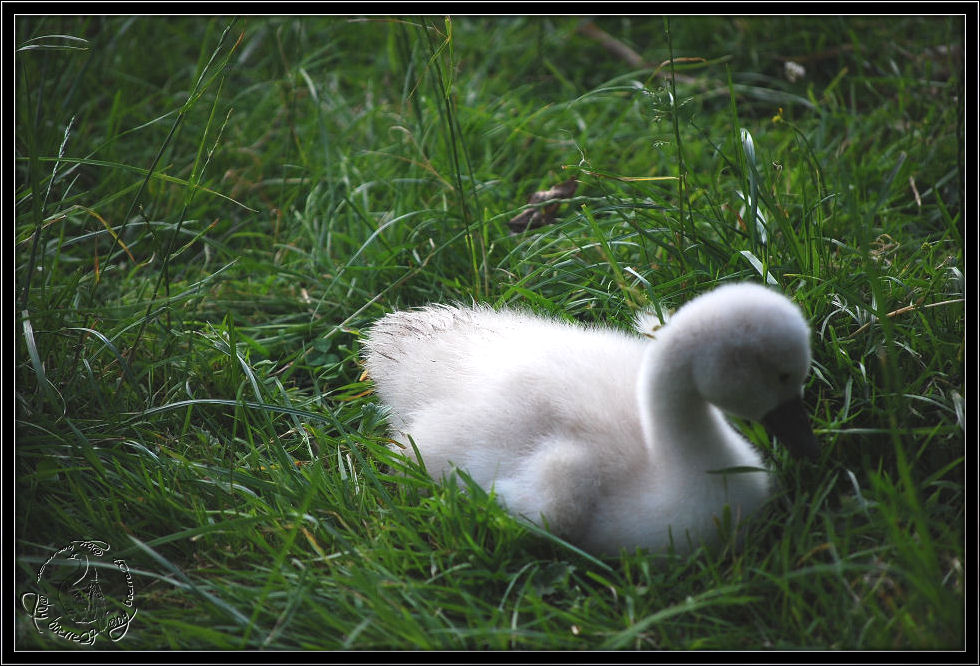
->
[761,396,819,460]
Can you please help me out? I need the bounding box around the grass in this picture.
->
[15,15,965,651]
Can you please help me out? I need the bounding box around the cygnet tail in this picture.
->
[360,304,492,416]
[634,308,670,338]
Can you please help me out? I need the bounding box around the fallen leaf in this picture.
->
[508,178,578,234]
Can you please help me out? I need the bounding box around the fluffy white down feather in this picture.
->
[361,282,816,555]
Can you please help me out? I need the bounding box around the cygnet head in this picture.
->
[666,282,819,459]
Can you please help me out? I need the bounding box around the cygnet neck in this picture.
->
[636,328,729,460]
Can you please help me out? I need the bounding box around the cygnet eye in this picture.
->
[778,372,791,384]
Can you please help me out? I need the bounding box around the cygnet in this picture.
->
[361,282,818,555]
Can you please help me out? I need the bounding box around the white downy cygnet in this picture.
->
[361,282,818,556]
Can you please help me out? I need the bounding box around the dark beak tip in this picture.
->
[790,435,821,460]
[762,397,820,461]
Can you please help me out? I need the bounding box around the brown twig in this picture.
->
[847,298,964,338]
[576,20,700,84]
